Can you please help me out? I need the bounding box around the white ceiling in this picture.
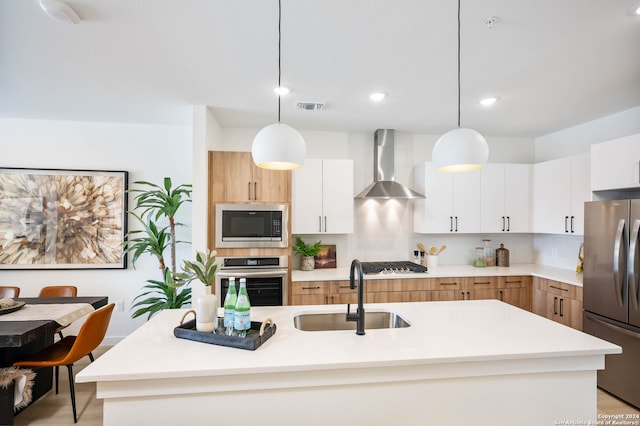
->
[1,0,639,138]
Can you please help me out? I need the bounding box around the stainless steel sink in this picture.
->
[293,311,410,331]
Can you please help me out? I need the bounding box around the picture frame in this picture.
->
[0,167,128,269]
[315,245,337,269]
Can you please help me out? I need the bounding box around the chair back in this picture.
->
[65,304,115,364]
[39,286,78,298]
[0,286,20,298]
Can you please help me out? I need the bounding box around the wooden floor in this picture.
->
[12,345,640,425]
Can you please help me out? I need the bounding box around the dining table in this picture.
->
[0,296,108,425]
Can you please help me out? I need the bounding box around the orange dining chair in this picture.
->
[38,286,78,338]
[14,303,115,424]
[0,286,20,298]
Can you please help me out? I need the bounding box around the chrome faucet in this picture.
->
[346,259,365,335]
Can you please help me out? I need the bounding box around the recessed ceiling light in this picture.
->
[480,97,498,106]
[369,92,386,102]
[628,1,640,16]
[274,86,290,95]
[39,0,80,24]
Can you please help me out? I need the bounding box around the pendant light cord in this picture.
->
[457,0,461,128]
[277,0,282,123]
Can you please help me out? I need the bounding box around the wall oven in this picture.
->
[215,256,288,306]
[215,203,288,249]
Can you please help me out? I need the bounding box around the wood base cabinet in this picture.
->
[532,277,583,330]
[498,276,532,311]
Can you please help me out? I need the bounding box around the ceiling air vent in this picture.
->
[296,101,324,111]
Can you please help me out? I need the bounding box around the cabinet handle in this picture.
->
[338,285,351,289]
[467,291,470,300]
[499,290,504,300]
[325,296,329,304]
[324,216,327,233]
[502,216,505,232]
[247,182,251,200]
[440,282,459,286]
[461,292,466,300]
[554,296,558,315]
[549,285,568,292]
[570,216,574,233]
[318,216,322,232]
[559,298,564,317]
[455,216,458,232]
[474,281,491,285]
[506,280,522,284]
[302,286,321,290]
[450,216,453,232]
[506,216,511,232]
[565,216,569,233]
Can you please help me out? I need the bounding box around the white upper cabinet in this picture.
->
[481,164,531,233]
[292,159,353,234]
[591,133,640,191]
[533,153,591,235]
[414,162,481,233]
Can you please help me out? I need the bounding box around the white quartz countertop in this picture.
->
[77,300,618,384]
[293,263,584,286]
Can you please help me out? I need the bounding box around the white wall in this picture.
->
[0,117,192,343]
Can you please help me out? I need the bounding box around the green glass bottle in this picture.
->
[233,278,251,337]
[223,277,237,336]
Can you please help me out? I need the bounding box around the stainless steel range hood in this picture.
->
[356,129,425,199]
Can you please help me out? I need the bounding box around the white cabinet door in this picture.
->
[414,162,480,233]
[570,153,591,235]
[533,154,590,235]
[534,158,571,234]
[292,159,324,234]
[292,159,353,234]
[591,133,640,191]
[504,164,531,233]
[322,159,353,234]
[482,164,531,233]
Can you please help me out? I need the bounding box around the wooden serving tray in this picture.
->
[174,317,276,351]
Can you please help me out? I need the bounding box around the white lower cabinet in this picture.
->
[414,162,481,233]
[591,133,640,191]
[292,159,353,234]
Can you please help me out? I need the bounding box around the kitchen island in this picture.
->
[77,300,620,426]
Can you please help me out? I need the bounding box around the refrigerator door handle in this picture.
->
[585,312,640,340]
[629,219,640,312]
[613,219,627,307]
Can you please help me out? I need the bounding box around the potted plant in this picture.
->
[124,178,193,320]
[183,249,218,289]
[293,236,322,271]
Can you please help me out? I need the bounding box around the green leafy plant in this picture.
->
[183,249,218,287]
[124,178,193,320]
[292,237,322,257]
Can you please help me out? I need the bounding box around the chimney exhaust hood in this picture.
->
[356,129,425,199]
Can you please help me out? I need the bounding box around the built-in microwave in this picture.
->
[215,204,288,248]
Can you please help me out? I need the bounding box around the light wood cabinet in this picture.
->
[481,164,531,233]
[430,276,466,301]
[533,153,590,235]
[532,277,583,330]
[591,133,640,191]
[463,276,499,301]
[290,281,331,305]
[329,281,357,304]
[414,162,481,233]
[497,276,532,311]
[292,159,353,234]
[209,151,291,203]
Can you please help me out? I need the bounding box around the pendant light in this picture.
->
[252,0,306,170]
[432,0,489,172]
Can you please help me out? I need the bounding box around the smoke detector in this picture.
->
[296,101,325,111]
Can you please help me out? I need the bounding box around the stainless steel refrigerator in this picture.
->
[584,199,640,408]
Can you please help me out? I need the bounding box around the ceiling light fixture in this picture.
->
[480,97,498,106]
[432,0,489,173]
[39,0,80,24]
[252,0,306,170]
[274,86,290,95]
[369,92,386,102]
[627,1,640,16]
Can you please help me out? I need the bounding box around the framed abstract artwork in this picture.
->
[0,168,128,269]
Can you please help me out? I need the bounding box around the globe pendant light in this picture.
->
[252,0,306,170]
[432,0,489,172]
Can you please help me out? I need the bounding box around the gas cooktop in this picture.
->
[361,261,427,274]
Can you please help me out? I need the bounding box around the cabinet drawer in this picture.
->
[331,281,357,294]
[498,276,531,289]
[537,278,577,299]
[430,277,464,291]
[291,281,330,295]
[464,276,498,289]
